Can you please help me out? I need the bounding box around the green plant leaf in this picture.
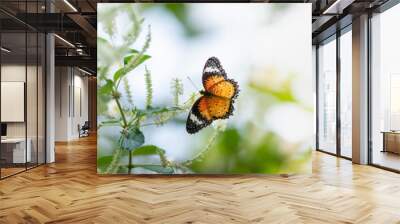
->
[131,145,164,156]
[124,53,151,66]
[100,119,120,124]
[139,107,181,115]
[112,54,150,82]
[119,127,145,151]
[97,156,113,172]
[97,37,110,45]
[113,68,125,82]
[128,48,139,54]
[98,119,121,128]
[99,79,114,95]
[129,164,174,174]
[117,165,129,174]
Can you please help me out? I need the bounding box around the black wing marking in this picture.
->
[202,57,227,86]
[186,97,212,134]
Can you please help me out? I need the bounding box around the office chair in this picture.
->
[79,121,90,138]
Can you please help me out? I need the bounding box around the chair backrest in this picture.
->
[82,121,90,129]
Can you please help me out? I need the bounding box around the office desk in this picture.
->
[382,131,400,154]
[1,138,31,163]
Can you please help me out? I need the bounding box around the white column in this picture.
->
[46,32,55,163]
[352,14,369,164]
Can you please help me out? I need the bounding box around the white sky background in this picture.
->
[98,3,312,161]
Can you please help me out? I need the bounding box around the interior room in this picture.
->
[0,0,399,223]
[370,3,400,171]
[0,5,46,178]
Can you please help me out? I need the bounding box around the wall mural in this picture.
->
[97,3,313,174]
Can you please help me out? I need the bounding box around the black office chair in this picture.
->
[78,121,90,138]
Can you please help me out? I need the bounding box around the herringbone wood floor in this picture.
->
[0,135,400,224]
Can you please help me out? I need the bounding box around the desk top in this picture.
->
[381,131,400,134]
[1,138,27,143]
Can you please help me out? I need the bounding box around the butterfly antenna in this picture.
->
[187,76,200,91]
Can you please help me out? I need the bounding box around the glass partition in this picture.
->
[317,37,337,154]
[1,30,28,177]
[339,29,352,158]
[38,32,45,165]
[371,4,400,171]
[27,30,38,169]
[0,1,46,179]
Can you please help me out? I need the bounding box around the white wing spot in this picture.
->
[189,113,203,125]
[204,67,220,73]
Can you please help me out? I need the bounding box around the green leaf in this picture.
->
[118,127,145,151]
[97,156,113,172]
[248,80,295,102]
[124,53,151,66]
[138,107,181,116]
[113,68,125,82]
[129,164,174,174]
[98,119,121,128]
[131,145,165,156]
[112,54,150,82]
[97,37,110,45]
[101,119,120,124]
[128,49,139,54]
[99,79,114,95]
[117,165,129,174]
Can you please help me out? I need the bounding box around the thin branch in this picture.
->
[181,130,220,166]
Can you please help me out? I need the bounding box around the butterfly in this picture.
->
[186,57,239,134]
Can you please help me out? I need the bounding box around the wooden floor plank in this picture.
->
[0,135,399,223]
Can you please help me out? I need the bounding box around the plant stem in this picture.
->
[113,91,128,127]
[182,130,219,167]
[106,90,130,174]
[105,147,123,174]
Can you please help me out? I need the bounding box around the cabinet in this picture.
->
[382,132,400,154]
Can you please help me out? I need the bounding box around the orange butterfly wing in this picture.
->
[202,57,227,89]
[207,79,238,99]
[202,95,233,119]
[186,57,239,134]
[186,95,234,134]
[186,96,212,134]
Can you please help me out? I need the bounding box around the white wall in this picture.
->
[55,66,69,141]
[55,67,89,141]
[1,65,26,135]
[71,73,89,138]
[1,64,46,164]
[1,65,38,138]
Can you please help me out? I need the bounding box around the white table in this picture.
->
[1,138,31,163]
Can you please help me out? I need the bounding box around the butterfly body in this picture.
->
[186,57,239,134]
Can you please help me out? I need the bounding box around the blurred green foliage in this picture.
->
[187,71,312,174]
[190,126,311,174]
[139,3,202,37]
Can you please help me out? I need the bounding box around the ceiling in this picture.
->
[0,0,394,74]
[311,0,390,43]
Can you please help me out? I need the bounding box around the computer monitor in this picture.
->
[1,123,7,137]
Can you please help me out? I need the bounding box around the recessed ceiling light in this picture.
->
[78,67,92,76]
[1,47,11,53]
[54,34,75,48]
[322,0,354,15]
[63,0,78,12]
